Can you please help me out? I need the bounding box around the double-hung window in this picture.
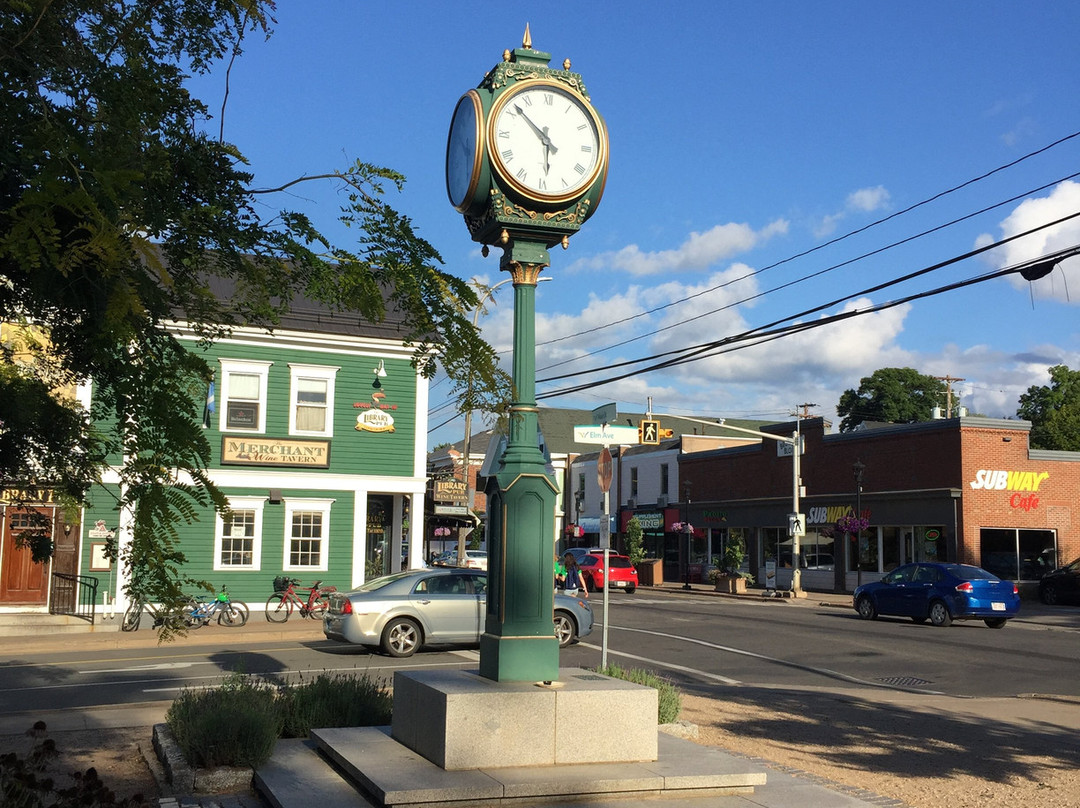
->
[283,499,334,572]
[289,364,339,437]
[214,497,265,570]
[219,359,271,433]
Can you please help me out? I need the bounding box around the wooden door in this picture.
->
[0,508,51,605]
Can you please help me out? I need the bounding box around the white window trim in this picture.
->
[282,498,336,573]
[288,363,340,438]
[214,496,266,571]
[218,358,272,434]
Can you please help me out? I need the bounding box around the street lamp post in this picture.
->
[853,459,865,589]
[682,480,692,590]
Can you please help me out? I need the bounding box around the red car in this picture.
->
[577,552,638,593]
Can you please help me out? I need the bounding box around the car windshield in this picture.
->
[357,571,416,592]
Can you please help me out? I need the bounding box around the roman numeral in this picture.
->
[580,144,592,152]
[516,167,527,180]
[574,163,586,175]
[543,94,554,105]
[501,149,514,162]
[498,129,510,138]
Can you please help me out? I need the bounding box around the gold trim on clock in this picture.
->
[487,79,608,206]
[445,90,485,212]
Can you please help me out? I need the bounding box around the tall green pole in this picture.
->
[479,239,559,682]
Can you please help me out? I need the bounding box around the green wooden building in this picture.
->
[78,299,430,614]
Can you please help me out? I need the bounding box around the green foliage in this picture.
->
[278,672,392,739]
[596,664,682,725]
[1,2,508,609]
[836,367,947,432]
[166,673,282,769]
[1017,364,1080,451]
[625,516,645,566]
[166,670,392,768]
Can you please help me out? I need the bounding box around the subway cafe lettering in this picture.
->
[969,469,1049,511]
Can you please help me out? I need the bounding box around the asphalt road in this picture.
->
[1,591,1077,721]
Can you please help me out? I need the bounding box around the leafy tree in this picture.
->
[1017,365,1080,451]
[836,368,947,432]
[1,1,507,622]
[624,516,644,566]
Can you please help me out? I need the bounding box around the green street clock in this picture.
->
[489,80,605,204]
[445,30,609,247]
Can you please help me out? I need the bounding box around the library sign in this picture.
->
[221,437,331,468]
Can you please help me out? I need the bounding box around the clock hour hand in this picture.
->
[514,104,559,155]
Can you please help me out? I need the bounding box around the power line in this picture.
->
[531,130,1080,356]
[536,236,1080,399]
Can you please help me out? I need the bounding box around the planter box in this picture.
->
[713,575,747,594]
[636,559,663,586]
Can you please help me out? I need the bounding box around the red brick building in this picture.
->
[677,416,1079,594]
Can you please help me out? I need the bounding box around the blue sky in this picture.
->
[187,2,1080,447]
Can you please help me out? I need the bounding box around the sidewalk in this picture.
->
[4,591,1078,808]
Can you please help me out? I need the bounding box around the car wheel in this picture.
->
[553,611,576,648]
[1041,584,1059,606]
[855,596,877,620]
[984,617,1007,629]
[625,585,636,594]
[381,617,421,657]
[928,600,952,627]
[910,616,927,624]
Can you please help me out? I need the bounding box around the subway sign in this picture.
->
[969,469,1049,511]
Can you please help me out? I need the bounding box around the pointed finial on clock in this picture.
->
[563,58,571,70]
[522,23,532,49]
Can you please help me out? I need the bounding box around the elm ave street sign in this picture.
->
[573,424,639,444]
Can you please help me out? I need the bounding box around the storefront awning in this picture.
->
[577,516,616,533]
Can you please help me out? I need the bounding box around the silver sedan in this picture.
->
[323,568,592,657]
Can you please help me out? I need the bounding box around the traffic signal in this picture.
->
[639,419,660,445]
[660,428,674,438]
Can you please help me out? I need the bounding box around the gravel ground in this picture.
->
[680,687,1080,808]
[3,687,1079,808]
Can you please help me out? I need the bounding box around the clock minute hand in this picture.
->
[514,104,559,154]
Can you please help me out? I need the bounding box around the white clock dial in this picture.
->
[445,91,482,211]
[489,81,605,203]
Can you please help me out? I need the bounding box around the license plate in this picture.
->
[991,602,1005,611]
[612,580,626,587]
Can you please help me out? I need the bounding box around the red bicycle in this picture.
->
[265,577,337,622]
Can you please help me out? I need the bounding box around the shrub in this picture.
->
[595,663,682,724]
[166,673,282,769]
[278,672,392,738]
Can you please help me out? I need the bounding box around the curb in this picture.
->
[153,723,253,795]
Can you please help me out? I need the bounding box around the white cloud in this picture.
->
[977,180,1080,304]
[814,185,891,238]
[570,219,788,277]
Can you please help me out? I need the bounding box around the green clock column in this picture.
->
[447,29,608,682]
[478,239,560,682]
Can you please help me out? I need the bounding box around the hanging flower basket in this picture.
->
[836,514,869,535]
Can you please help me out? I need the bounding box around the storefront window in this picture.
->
[762,527,784,564]
[799,530,835,570]
[982,528,1056,580]
[858,527,877,573]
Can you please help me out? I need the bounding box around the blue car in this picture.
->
[853,562,1020,629]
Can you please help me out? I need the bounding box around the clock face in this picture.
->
[488,80,606,203]
[446,91,483,211]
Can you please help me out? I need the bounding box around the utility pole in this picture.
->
[793,402,818,419]
[933,376,965,418]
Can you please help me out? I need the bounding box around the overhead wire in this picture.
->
[536,226,1080,398]
[532,130,1080,354]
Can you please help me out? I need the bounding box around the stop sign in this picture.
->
[597,447,613,492]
